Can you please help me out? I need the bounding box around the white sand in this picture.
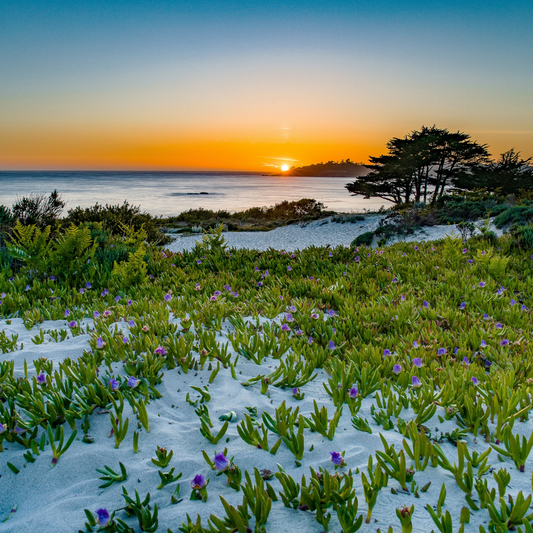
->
[0,222,516,533]
[166,216,504,253]
[1,312,530,533]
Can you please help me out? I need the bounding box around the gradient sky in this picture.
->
[1,0,532,170]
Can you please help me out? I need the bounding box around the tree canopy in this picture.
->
[345,126,492,205]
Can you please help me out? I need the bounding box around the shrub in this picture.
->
[65,201,169,245]
[352,231,374,247]
[11,190,65,227]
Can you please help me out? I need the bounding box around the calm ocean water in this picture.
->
[0,171,385,216]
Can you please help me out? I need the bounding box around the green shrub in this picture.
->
[352,231,374,247]
[65,201,169,245]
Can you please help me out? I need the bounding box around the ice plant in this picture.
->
[127,376,140,388]
[95,509,110,527]
[471,377,479,385]
[285,313,294,322]
[108,378,119,391]
[423,301,429,308]
[393,364,402,374]
[190,474,209,501]
[96,338,106,349]
[460,302,466,309]
[154,346,167,356]
[330,451,346,467]
[437,348,447,356]
[349,387,359,399]
[164,293,172,302]
[412,358,423,368]
[68,321,77,328]
[36,373,46,385]
[64,309,70,317]
[94,311,100,319]
[412,376,421,387]
[328,309,335,317]
[412,341,418,348]
[383,348,391,356]
[312,313,319,319]
[281,323,290,332]
[214,453,229,471]
[500,339,509,346]
[481,340,487,347]
[328,340,336,350]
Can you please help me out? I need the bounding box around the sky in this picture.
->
[1,0,532,171]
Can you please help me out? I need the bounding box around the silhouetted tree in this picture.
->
[346,126,490,205]
[454,148,533,195]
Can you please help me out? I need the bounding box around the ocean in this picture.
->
[0,171,385,216]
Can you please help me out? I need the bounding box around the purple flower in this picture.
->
[483,314,489,320]
[462,248,468,253]
[459,302,466,309]
[392,364,402,374]
[164,293,172,302]
[292,387,299,396]
[233,292,239,297]
[254,267,259,272]
[102,289,109,296]
[510,299,517,306]
[463,356,469,365]
[287,266,292,271]
[383,349,391,356]
[295,329,303,336]
[127,376,140,388]
[210,296,217,301]
[328,309,335,317]
[355,256,359,262]
[328,340,336,350]
[311,313,319,319]
[0,423,5,434]
[25,285,30,291]
[128,320,135,327]
[471,377,479,386]
[191,474,207,489]
[68,320,77,328]
[96,337,106,349]
[36,373,46,384]
[467,259,473,264]
[257,282,263,287]
[79,288,85,294]
[122,337,129,344]
[496,323,503,329]
[86,282,92,289]
[437,348,447,356]
[281,323,290,332]
[285,313,294,322]
[96,509,110,527]
[308,337,313,344]
[478,282,486,288]
[500,339,509,346]
[412,357,423,368]
[481,340,487,347]
[197,260,202,264]
[290,305,297,312]
[93,311,100,319]
[290,253,295,258]
[423,300,429,308]
[64,309,70,318]
[412,341,419,348]
[392,278,397,283]
[264,270,269,276]
[330,452,343,466]
[108,378,119,391]
[522,304,528,311]
[328,252,333,257]
[154,346,167,356]
[214,291,221,296]
[49,276,55,281]
[114,296,120,303]
[127,300,133,305]
[411,376,421,387]
[214,453,229,471]
[414,246,418,251]
[454,347,459,354]
[348,387,358,398]
[400,295,405,301]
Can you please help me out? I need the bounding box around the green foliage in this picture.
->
[6,222,53,271]
[65,200,168,244]
[112,245,148,287]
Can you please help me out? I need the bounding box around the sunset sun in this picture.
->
[281,164,290,172]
